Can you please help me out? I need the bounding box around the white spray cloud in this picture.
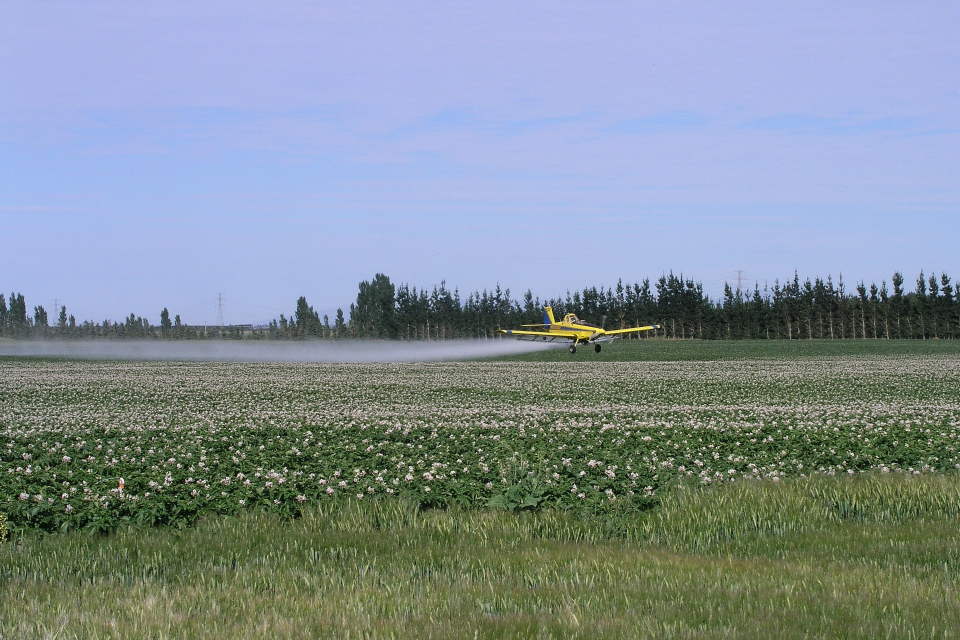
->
[0,339,556,362]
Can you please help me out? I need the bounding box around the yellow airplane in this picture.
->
[499,306,659,354]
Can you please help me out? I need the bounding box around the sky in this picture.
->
[2,1,958,326]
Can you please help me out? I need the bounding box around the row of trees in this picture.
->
[0,296,250,340]
[270,270,960,340]
[715,271,960,341]
[3,269,959,341]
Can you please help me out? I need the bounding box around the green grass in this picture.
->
[498,338,960,362]
[3,474,960,639]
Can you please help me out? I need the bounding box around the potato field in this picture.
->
[3,348,959,533]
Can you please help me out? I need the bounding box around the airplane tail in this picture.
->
[543,306,557,325]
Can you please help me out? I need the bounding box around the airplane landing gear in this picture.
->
[595,344,602,353]
[569,344,577,354]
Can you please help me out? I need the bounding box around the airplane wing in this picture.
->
[603,324,659,335]
[498,329,578,340]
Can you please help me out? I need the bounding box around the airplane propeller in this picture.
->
[588,315,608,342]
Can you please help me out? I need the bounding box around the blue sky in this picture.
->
[2,1,957,325]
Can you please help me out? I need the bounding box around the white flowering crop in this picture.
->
[0,355,958,532]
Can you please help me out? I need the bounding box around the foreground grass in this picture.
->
[3,475,960,639]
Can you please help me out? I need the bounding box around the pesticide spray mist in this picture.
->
[0,339,557,363]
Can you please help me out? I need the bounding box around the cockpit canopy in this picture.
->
[564,314,599,328]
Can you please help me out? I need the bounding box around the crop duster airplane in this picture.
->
[499,306,659,354]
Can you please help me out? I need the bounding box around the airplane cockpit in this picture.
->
[565,314,599,328]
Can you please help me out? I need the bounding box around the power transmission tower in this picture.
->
[734,270,746,299]
[216,293,225,327]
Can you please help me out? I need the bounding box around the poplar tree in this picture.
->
[891,273,905,338]
[353,274,397,338]
[294,296,321,337]
[160,308,172,337]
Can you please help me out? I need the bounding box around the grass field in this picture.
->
[2,339,960,638]
[3,477,960,639]
[501,336,960,361]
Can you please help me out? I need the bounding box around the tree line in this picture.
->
[264,269,960,340]
[3,269,959,341]
[0,295,249,340]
